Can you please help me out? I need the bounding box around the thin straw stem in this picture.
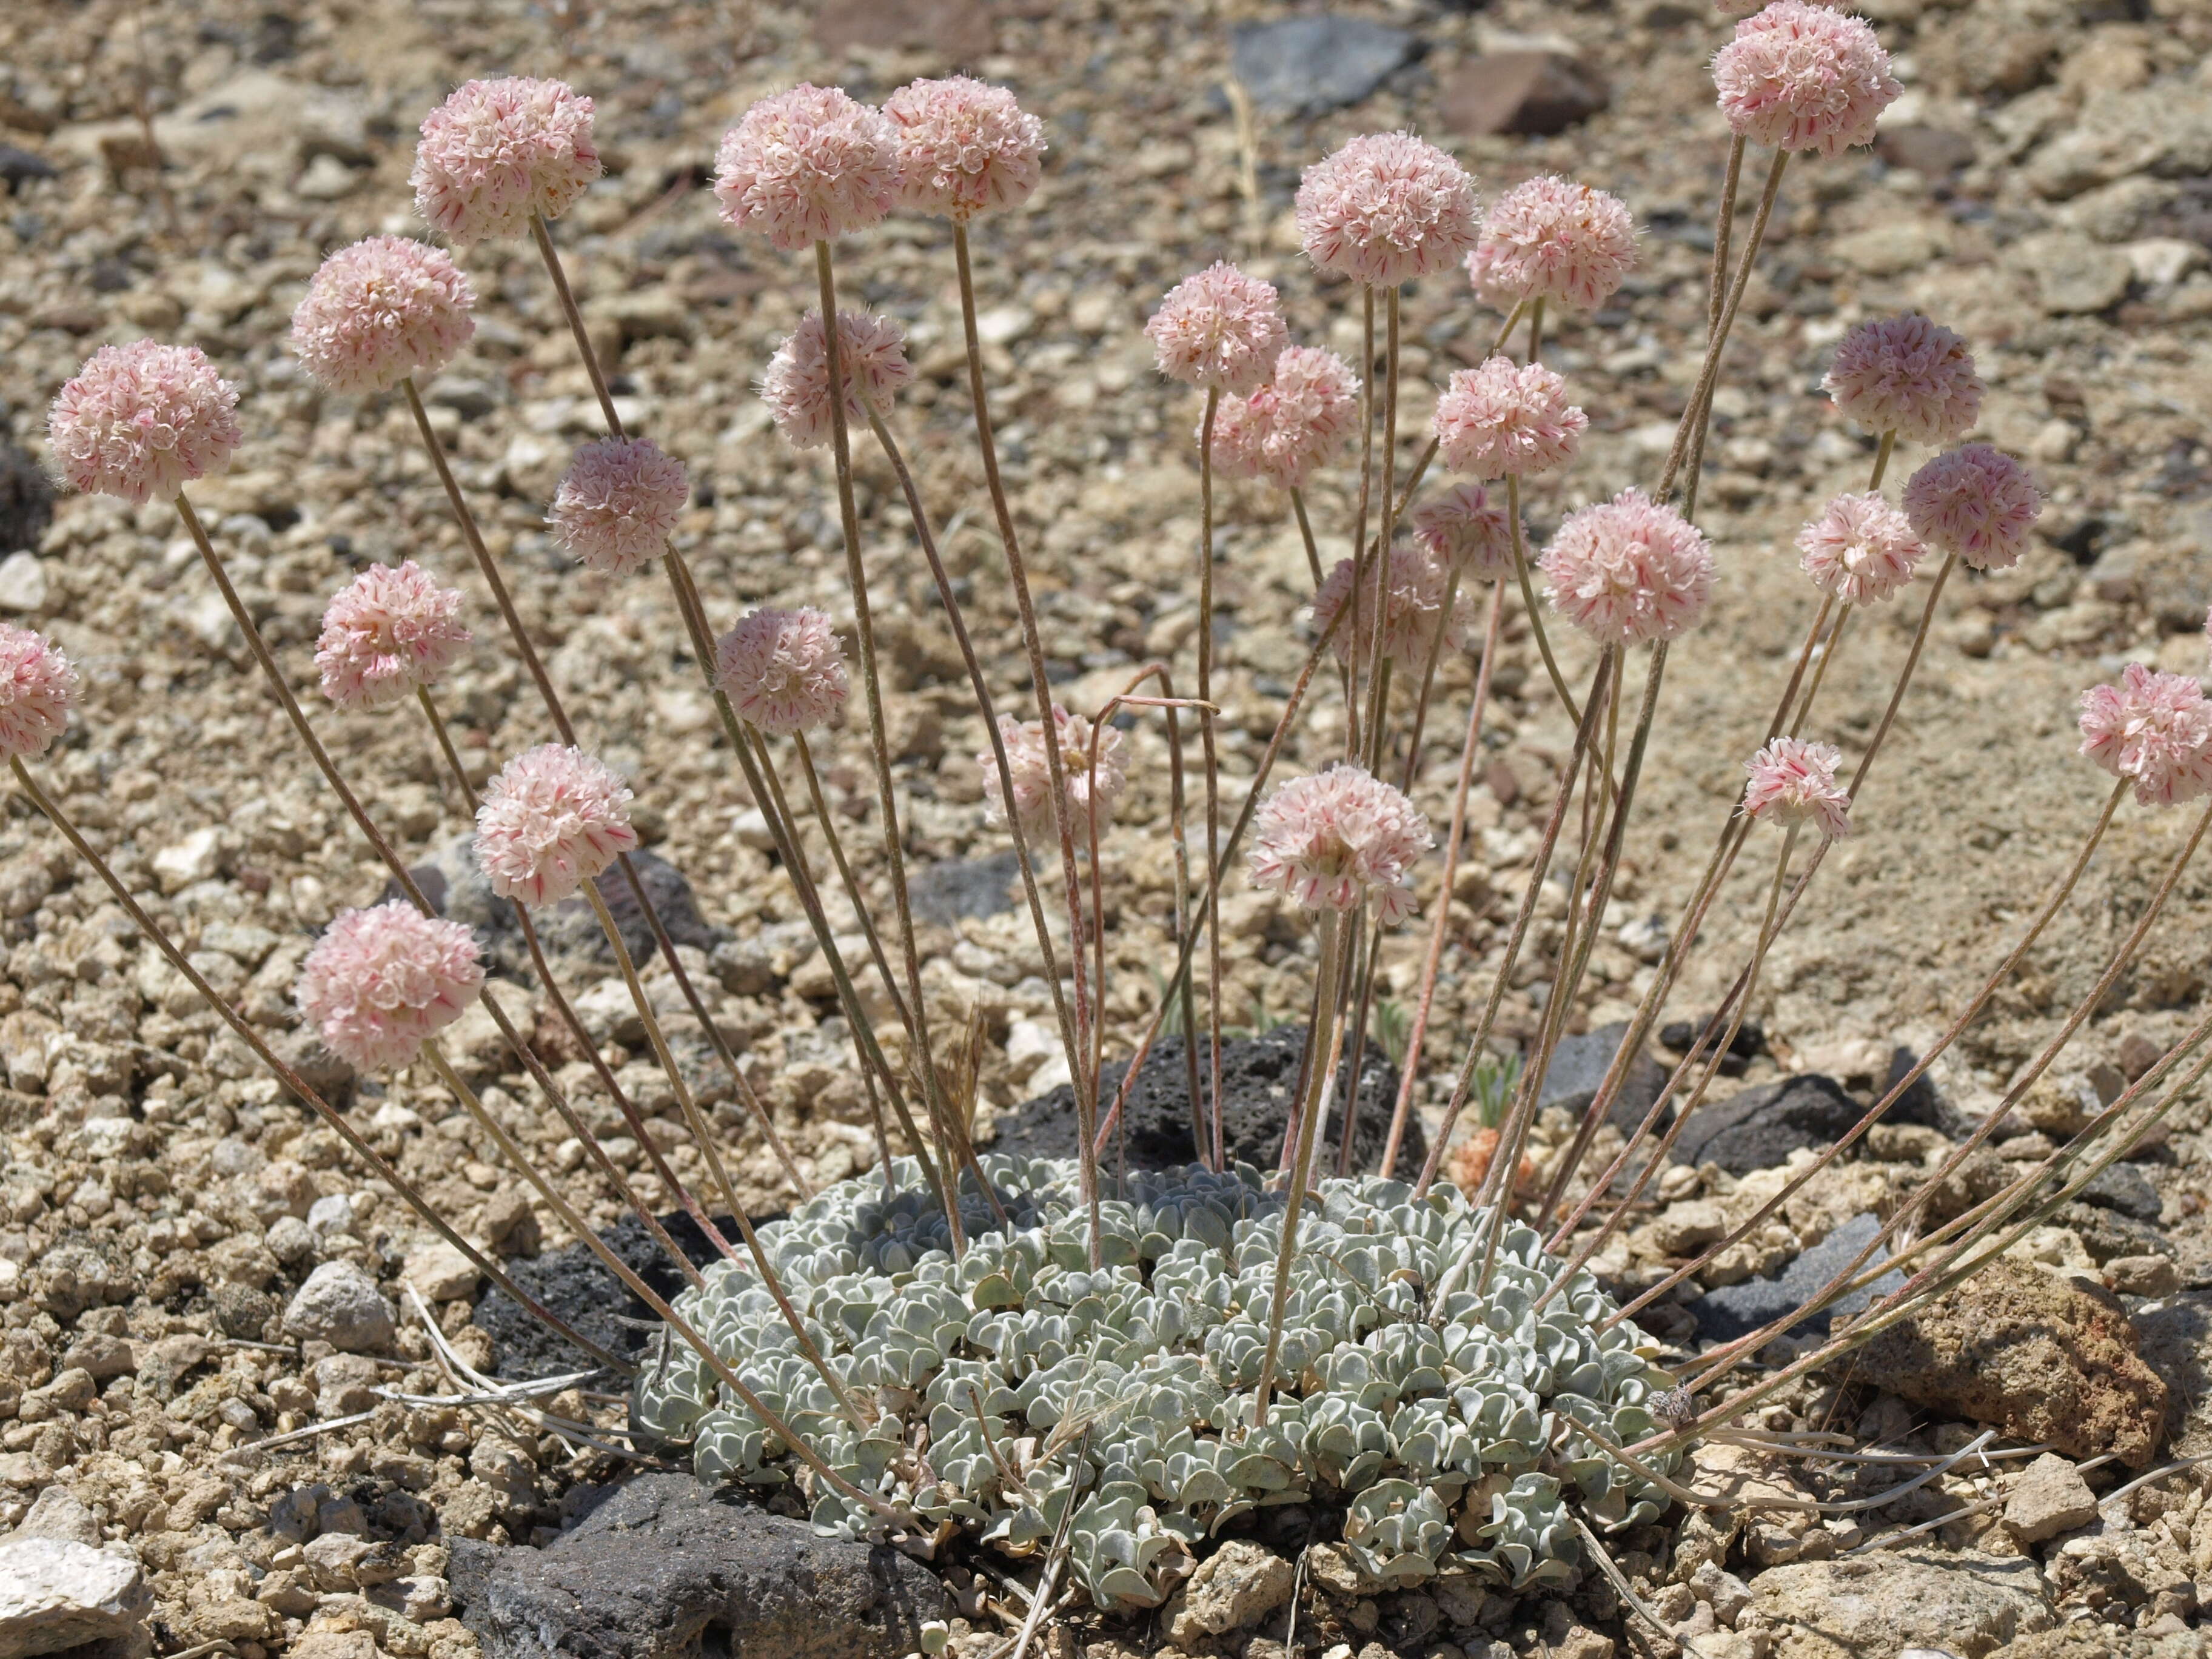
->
[1197,385,1227,1188]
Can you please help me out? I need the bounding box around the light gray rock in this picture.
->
[10,1486,100,1547]
[0,552,47,614]
[2003,1453,2100,1544]
[283,1261,395,1352]
[0,1538,152,1659]
[1230,16,1421,116]
[1749,1549,2051,1658]
[2018,234,2133,317]
[1163,1540,1297,1646]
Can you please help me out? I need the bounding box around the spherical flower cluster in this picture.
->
[1902,445,2042,571]
[47,342,241,504]
[2078,665,2212,808]
[1822,315,1983,447]
[1296,132,1481,289]
[1248,763,1433,926]
[1434,357,1587,480]
[714,84,897,250]
[412,77,600,244]
[1712,1,1900,159]
[982,705,1127,843]
[884,76,1045,222]
[1208,346,1359,491]
[1145,263,1288,397]
[295,901,485,1073]
[1794,491,1925,606]
[0,626,77,761]
[315,562,472,711]
[757,309,914,451]
[1312,546,1469,670]
[1741,737,1854,838]
[549,438,689,576]
[1540,489,1715,646]
[1412,484,1517,581]
[713,608,849,736]
[475,744,640,907]
[290,237,476,395]
[1468,176,1637,313]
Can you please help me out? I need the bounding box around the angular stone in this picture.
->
[1874,124,1976,175]
[1538,1021,1670,1136]
[1442,53,1607,137]
[0,444,53,558]
[0,552,46,614]
[811,0,993,58]
[12,1485,101,1547]
[1230,16,1422,117]
[1163,1540,1296,1646]
[1749,1550,2049,1659]
[1692,1212,1905,1342]
[2019,233,2134,316]
[284,1261,395,1353]
[0,1538,153,1659]
[2003,1452,2100,1544]
[1672,1074,1861,1175]
[2081,1161,2162,1224]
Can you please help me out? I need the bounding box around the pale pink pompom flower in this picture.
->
[714,84,897,251]
[1794,491,1925,606]
[1742,737,1854,839]
[47,342,241,504]
[1248,763,1433,927]
[290,237,475,395]
[1207,346,1359,491]
[982,705,1127,843]
[412,77,600,245]
[713,608,849,736]
[550,438,689,577]
[295,901,486,1073]
[475,745,640,907]
[1296,132,1480,289]
[315,562,472,711]
[1713,1,1899,159]
[884,76,1045,221]
[1541,489,1715,645]
[757,309,914,452]
[1902,445,2042,572]
[1312,546,1471,671]
[1822,315,1983,447]
[1146,263,1289,397]
[1470,176,1637,313]
[0,626,78,761]
[1412,484,1517,581]
[2079,665,2212,808]
[1434,356,1587,480]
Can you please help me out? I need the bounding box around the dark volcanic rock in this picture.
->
[1672,1073,1862,1175]
[1230,16,1423,116]
[2080,1161,2162,1224]
[1658,1016,1765,1078]
[0,440,54,554]
[908,850,1019,928]
[1693,1212,1906,1342]
[458,1474,946,1659]
[1539,1021,1671,1134]
[475,1209,736,1381]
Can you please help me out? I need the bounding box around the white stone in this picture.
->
[975,304,1034,346]
[0,1538,152,1659]
[1002,1019,1059,1083]
[401,1240,480,1304]
[150,828,221,895]
[283,1261,395,1352]
[2124,236,2207,289]
[0,554,47,614]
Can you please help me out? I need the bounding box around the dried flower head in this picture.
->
[47,342,241,504]
[1540,489,1715,645]
[1208,346,1359,491]
[295,901,486,1073]
[1312,546,1471,670]
[1794,491,1925,606]
[1297,132,1481,289]
[758,309,914,451]
[1469,176,1637,313]
[290,237,475,395]
[884,76,1045,221]
[1412,484,1518,582]
[1902,445,2042,571]
[1712,1,1900,159]
[713,608,849,736]
[982,705,1127,843]
[1434,356,1587,480]
[315,561,472,710]
[2079,665,2212,808]
[1248,763,1433,926]
[550,438,689,576]
[1742,737,1854,838]
[475,744,640,907]
[412,77,600,244]
[714,84,897,250]
[1146,263,1289,397]
[1823,315,1983,446]
[0,625,77,761]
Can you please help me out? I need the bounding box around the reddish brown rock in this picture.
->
[1442,53,1608,138]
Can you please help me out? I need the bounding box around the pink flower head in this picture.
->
[758,309,913,452]
[1146,263,1288,397]
[1312,546,1470,671]
[2079,665,2212,808]
[475,744,640,907]
[884,76,1045,221]
[1902,445,2042,572]
[1541,489,1715,646]
[290,237,476,395]
[412,77,600,245]
[713,607,848,736]
[295,901,485,1073]
[1794,491,1925,606]
[1434,356,1587,481]
[1742,737,1854,838]
[982,705,1127,843]
[714,84,897,250]
[1713,1,1900,159]
[1207,346,1359,491]
[1296,132,1481,289]
[1412,484,1518,582]
[315,561,472,710]
[550,437,689,576]
[0,626,77,761]
[47,342,241,504]
[1469,176,1637,313]
[1822,315,1983,447]
[1248,763,1433,926]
